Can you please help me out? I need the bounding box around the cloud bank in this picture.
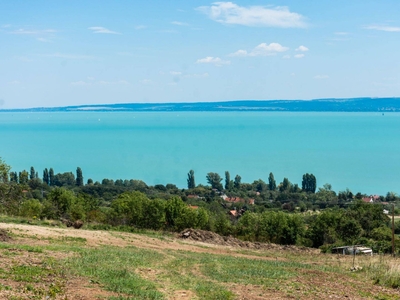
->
[197,2,307,28]
[230,43,289,57]
[88,27,121,34]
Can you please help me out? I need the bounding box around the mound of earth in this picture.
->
[179,229,318,253]
[0,229,12,242]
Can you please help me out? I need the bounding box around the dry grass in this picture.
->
[1,222,400,299]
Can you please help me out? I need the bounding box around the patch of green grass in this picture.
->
[59,236,87,243]
[66,246,165,299]
[0,283,12,291]
[0,242,43,253]
[0,215,64,227]
[9,264,55,283]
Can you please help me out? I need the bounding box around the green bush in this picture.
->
[20,199,43,218]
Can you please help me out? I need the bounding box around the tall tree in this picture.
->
[30,166,35,180]
[43,168,49,185]
[9,172,18,183]
[19,170,29,185]
[187,170,195,189]
[302,173,317,193]
[206,172,223,191]
[234,175,241,190]
[268,172,276,191]
[49,168,55,186]
[279,177,291,192]
[0,158,11,183]
[224,171,231,190]
[76,167,84,186]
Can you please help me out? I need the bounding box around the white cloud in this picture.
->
[159,29,178,34]
[15,56,33,62]
[334,32,349,35]
[197,2,307,28]
[364,25,400,32]
[10,28,56,35]
[294,54,305,58]
[88,26,121,34]
[71,79,129,86]
[171,21,189,26]
[9,28,56,41]
[295,45,309,52]
[196,56,231,66]
[99,80,129,85]
[170,71,182,75]
[184,73,209,78]
[135,25,147,30]
[230,42,289,57]
[71,81,90,86]
[140,79,152,84]
[45,53,96,60]
[230,49,248,57]
[314,75,329,79]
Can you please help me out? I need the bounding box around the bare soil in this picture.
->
[179,229,318,253]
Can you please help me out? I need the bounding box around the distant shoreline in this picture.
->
[1,98,400,112]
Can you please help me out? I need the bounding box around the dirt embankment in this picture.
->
[179,229,318,254]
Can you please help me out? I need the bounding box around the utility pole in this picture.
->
[392,204,395,257]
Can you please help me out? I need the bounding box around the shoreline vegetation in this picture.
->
[1,97,400,112]
[2,157,400,298]
[1,158,399,254]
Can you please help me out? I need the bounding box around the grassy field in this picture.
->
[1,219,400,299]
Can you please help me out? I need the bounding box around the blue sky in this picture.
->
[1,0,400,108]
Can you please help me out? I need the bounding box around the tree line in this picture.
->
[1,157,399,253]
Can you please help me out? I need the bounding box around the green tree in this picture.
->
[54,172,75,187]
[142,199,166,230]
[336,216,362,244]
[29,166,35,180]
[0,158,10,183]
[165,196,187,228]
[279,178,291,192]
[9,172,18,183]
[302,173,317,193]
[187,170,195,189]
[224,171,231,190]
[20,199,43,218]
[49,168,55,186]
[76,167,84,186]
[46,188,75,219]
[111,191,149,226]
[234,175,241,190]
[206,172,223,191]
[19,170,29,185]
[268,172,276,191]
[43,168,49,185]
[0,159,24,216]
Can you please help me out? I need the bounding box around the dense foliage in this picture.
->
[1,157,399,253]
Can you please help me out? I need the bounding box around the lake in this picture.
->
[0,111,399,195]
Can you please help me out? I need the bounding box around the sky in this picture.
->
[1,0,400,109]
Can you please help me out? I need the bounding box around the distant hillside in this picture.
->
[2,98,400,112]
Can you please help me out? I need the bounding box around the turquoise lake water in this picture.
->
[0,112,399,195]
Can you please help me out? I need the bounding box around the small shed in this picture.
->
[332,245,373,256]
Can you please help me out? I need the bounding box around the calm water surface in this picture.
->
[1,112,399,195]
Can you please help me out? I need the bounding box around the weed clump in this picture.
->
[0,229,11,242]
